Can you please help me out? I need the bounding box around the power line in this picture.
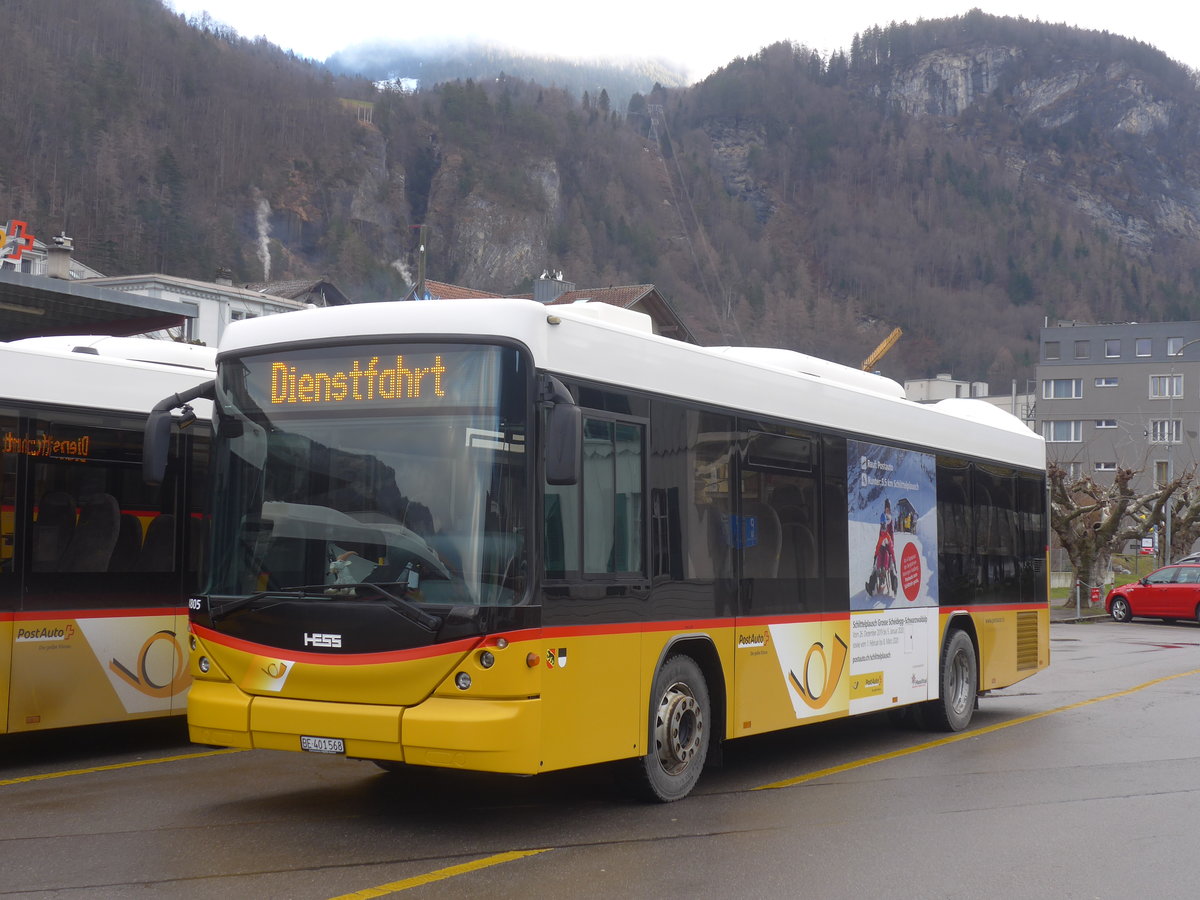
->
[646,104,742,344]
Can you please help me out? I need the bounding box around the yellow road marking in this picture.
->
[755,666,1200,791]
[0,747,245,786]
[329,849,553,898]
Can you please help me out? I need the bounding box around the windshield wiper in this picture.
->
[209,583,441,633]
[210,585,333,621]
[353,582,442,632]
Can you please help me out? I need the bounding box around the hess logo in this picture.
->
[304,632,342,648]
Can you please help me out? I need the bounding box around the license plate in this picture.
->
[300,735,344,754]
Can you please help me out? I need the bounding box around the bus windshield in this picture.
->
[206,342,529,607]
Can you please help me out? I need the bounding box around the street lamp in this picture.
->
[1163,337,1200,563]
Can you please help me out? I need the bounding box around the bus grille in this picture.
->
[1016,610,1040,671]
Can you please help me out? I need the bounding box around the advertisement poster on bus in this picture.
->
[5,613,189,731]
[846,440,940,713]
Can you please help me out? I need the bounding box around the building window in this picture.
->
[1150,374,1183,399]
[1094,419,1117,429]
[1149,420,1181,444]
[1136,338,1152,357]
[1094,462,1117,472]
[1094,376,1119,388]
[1104,339,1121,358]
[1044,341,1060,360]
[1043,420,1082,442]
[1074,340,1090,359]
[1042,378,1082,399]
[1064,461,1082,479]
[1168,337,1185,357]
[1156,461,1170,485]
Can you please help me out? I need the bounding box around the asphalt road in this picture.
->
[4,618,1200,899]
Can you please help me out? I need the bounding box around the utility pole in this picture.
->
[411,224,427,301]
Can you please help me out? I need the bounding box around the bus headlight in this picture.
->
[478,650,495,669]
[455,672,472,690]
[198,656,211,674]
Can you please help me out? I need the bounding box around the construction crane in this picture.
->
[861,327,903,371]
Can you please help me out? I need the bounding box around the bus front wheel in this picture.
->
[922,629,977,732]
[639,654,710,802]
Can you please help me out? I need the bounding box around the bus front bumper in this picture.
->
[187,680,543,774]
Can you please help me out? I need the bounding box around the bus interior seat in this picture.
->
[137,514,176,572]
[32,492,76,570]
[109,513,145,571]
[60,493,121,572]
[773,487,818,580]
[703,506,733,580]
[741,501,781,579]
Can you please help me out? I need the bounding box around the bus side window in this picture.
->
[32,492,76,571]
[545,414,644,580]
[58,493,120,572]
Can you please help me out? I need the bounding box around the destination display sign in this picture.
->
[268,355,446,405]
[236,344,517,412]
[3,431,92,461]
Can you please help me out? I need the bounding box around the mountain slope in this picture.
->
[3,4,1200,390]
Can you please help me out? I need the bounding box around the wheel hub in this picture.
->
[654,683,703,774]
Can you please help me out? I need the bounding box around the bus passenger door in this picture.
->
[540,412,646,770]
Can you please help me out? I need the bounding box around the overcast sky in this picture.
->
[166,1,1200,80]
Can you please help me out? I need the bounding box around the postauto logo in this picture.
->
[16,624,75,642]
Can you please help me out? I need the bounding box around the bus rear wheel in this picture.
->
[922,629,977,732]
[639,654,710,802]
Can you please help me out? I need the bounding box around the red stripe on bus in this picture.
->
[11,607,186,621]
[191,624,482,666]
[729,613,826,628]
[944,603,1049,613]
[187,601,1053,665]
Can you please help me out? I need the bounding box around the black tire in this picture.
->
[638,654,710,802]
[922,629,977,732]
[1110,596,1132,623]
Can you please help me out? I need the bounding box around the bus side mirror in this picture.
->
[143,380,215,486]
[540,375,580,486]
[545,402,581,485]
[143,409,174,486]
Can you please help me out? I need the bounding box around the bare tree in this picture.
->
[1048,463,1182,605]
[1165,484,1200,561]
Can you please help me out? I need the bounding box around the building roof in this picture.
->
[406,280,503,301]
[240,278,351,306]
[539,284,656,308]
[0,269,192,341]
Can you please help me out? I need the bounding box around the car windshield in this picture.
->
[205,342,530,607]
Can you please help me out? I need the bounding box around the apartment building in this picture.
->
[1036,321,1200,492]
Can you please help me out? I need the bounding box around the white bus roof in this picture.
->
[217,298,1044,471]
[9,335,217,371]
[1,338,214,417]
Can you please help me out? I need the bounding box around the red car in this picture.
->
[1106,563,1200,623]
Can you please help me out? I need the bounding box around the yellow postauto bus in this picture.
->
[1,336,212,733]
[149,298,1048,801]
